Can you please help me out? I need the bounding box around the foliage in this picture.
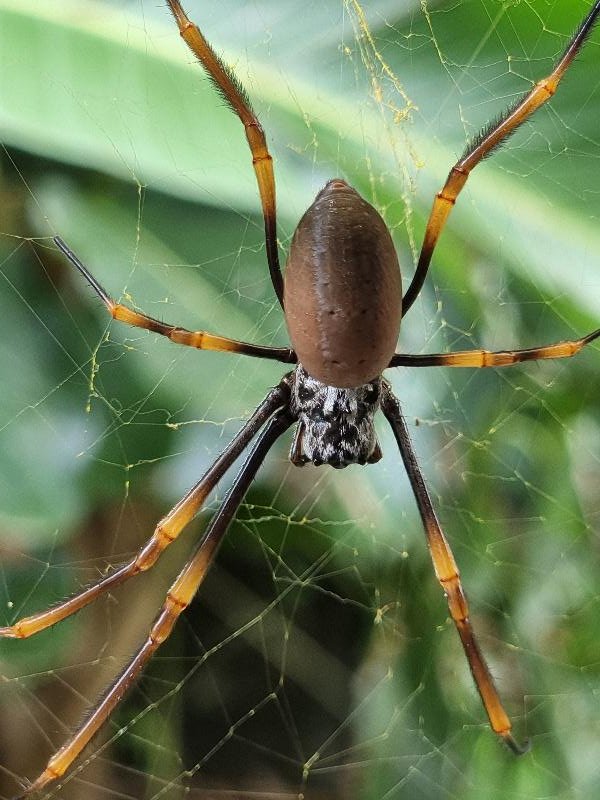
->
[1,1,600,798]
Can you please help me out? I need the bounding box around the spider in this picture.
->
[4,1,600,795]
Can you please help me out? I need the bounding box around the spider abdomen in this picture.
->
[284,180,402,388]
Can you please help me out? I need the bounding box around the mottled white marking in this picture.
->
[290,365,382,468]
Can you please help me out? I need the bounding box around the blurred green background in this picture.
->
[1,1,600,798]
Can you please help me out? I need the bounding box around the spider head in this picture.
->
[290,365,382,469]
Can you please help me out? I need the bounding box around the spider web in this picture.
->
[1,1,600,798]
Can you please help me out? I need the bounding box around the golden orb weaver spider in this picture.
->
[3,1,600,796]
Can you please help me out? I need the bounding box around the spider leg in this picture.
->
[381,385,528,755]
[165,0,283,306]
[55,237,295,363]
[388,325,600,368]
[0,378,292,640]
[402,1,600,315]
[16,408,294,799]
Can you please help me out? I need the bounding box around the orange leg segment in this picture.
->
[0,379,291,640]
[55,237,295,363]
[165,0,284,305]
[402,2,600,314]
[16,409,293,798]
[389,326,600,368]
[381,386,528,754]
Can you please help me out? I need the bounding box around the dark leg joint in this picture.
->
[503,731,531,757]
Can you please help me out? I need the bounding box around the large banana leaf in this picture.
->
[1,2,600,798]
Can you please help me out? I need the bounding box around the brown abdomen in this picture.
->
[284,180,402,388]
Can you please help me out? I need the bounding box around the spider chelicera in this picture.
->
[5,1,600,795]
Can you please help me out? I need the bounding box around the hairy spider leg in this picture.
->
[54,238,295,363]
[16,410,294,798]
[0,380,291,640]
[166,0,284,306]
[402,0,600,314]
[389,326,600,368]
[381,386,528,755]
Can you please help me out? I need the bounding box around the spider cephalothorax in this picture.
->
[289,365,382,468]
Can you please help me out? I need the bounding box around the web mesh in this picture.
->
[1,1,600,798]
